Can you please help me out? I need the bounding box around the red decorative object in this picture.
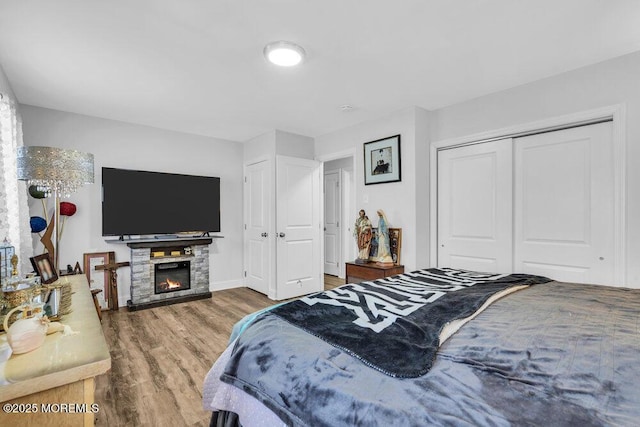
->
[59,202,77,216]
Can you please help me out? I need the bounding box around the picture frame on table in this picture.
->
[368,227,402,265]
[83,251,114,310]
[30,253,58,284]
[389,228,402,265]
[363,134,401,185]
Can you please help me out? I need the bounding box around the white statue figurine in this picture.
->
[376,209,394,266]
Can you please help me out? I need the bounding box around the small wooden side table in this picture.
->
[345,262,405,284]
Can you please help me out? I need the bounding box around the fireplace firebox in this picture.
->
[154,261,191,294]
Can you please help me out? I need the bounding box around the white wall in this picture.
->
[244,129,315,164]
[431,50,640,287]
[244,130,275,164]
[0,64,16,99]
[324,157,352,171]
[315,106,430,271]
[275,130,315,160]
[20,105,245,305]
[413,108,431,267]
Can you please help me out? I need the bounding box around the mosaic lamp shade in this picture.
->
[17,146,94,198]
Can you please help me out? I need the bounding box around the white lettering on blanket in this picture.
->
[301,269,508,333]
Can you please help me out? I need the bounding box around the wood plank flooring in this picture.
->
[95,275,344,426]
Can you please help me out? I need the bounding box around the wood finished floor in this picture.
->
[95,275,344,427]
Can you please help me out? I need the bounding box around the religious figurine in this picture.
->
[10,254,18,277]
[354,210,372,264]
[375,210,394,266]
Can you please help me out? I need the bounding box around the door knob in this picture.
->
[261,232,268,237]
[279,232,286,238]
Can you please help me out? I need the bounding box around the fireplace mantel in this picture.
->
[125,237,213,249]
[105,235,222,247]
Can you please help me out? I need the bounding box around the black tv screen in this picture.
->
[102,167,220,236]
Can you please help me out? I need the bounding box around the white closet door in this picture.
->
[438,139,513,274]
[514,122,614,285]
[244,160,273,295]
[276,155,322,300]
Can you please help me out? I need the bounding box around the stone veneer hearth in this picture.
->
[127,238,212,310]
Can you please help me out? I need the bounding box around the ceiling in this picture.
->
[1,1,639,142]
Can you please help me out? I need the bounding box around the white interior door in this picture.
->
[438,139,513,273]
[514,122,614,285]
[276,155,322,300]
[244,160,272,295]
[323,170,341,276]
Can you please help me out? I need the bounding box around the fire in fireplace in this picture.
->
[154,261,191,294]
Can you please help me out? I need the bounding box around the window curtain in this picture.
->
[0,92,32,276]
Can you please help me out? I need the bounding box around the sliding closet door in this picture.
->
[437,139,513,273]
[514,122,614,284]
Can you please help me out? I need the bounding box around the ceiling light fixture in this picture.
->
[264,41,306,67]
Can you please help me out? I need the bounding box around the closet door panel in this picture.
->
[437,139,513,274]
[514,122,614,285]
[276,156,322,300]
[244,160,272,295]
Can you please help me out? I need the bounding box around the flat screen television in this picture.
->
[102,167,220,237]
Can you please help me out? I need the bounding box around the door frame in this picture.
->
[341,167,353,278]
[317,148,357,278]
[429,104,627,286]
[323,168,342,276]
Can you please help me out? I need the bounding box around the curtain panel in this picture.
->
[0,92,33,276]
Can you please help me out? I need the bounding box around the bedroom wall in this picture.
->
[430,50,640,287]
[0,63,16,98]
[19,105,245,306]
[314,106,430,272]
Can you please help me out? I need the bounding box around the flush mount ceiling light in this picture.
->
[264,41,306,67]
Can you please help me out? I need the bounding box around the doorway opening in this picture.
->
[323,156,354,280]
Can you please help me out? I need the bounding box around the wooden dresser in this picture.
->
[345,262,405,284]
[0,274,111,427]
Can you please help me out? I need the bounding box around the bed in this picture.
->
[203,268,640,426]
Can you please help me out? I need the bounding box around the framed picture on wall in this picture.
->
[83,251,114,310]
[363,134,401,185]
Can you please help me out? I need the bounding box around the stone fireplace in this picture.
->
[127,238,212,310]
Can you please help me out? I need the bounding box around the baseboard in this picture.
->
[209,279,243,292]
[126,291,212,311]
